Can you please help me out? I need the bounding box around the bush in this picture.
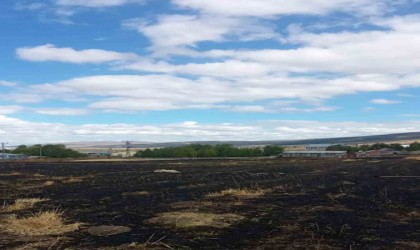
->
[408,142,420,151]
[134,144,282,158]
[12,144,84,158]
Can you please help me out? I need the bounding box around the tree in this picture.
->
[388,143,404,151]
[408,142,420,151]
[263,145,284,156]
[369,143,390,150]
[13,145,28,154]
[133,144,276,158]
[12,144,83,158]
[135,148,154,158]
[197,148,217,157]
[359,145,370,151]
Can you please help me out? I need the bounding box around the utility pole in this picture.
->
[123,141,132,157]
[1,142,8,160]
[39,144,42,158]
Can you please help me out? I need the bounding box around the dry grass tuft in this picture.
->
[62,177,84,184]
[154,169,180,174]
[0,172,22,177]
[43,181,55,186]
[206,188,271,198]
[396,241,420,249]
[3,210,80,235]
[407,156,420,161]
[146,211,243,229]
[32,173,46,178]
[407,210,420,218]
[2,198,49,212]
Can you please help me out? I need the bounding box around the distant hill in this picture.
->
[63,132,420,149]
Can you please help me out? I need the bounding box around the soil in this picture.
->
[0,158,419,249]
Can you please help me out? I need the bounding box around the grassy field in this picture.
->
[0,158,419,249]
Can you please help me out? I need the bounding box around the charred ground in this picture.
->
[0,158,419,249]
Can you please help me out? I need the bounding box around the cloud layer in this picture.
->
[17,44,138,63]
[172,0,391,17]
[1,114,420,144]
[55,0,144,8]
[3,73,408,113]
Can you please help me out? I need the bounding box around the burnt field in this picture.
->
[0,158,419,249]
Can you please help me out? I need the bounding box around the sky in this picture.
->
[1,0,420,145]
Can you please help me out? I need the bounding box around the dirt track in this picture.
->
[0,158,419,249]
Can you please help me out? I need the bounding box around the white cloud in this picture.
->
[15,2,47,11]
[55,0,144,8]
[34,108,89,116]
[0,81,17,87]
[14,0,146,23]
[139,14,415,78]
[172,0,391,17]
[124,15,277,54]
[118,13,420,98]
[16,44,138,64]
[0,106,22,115]
[121,60,272,78]
[1,114,420,144]
[225,105,270,113]
[371,99,400,104]
[225,105,337,113]
[278,15,420,75]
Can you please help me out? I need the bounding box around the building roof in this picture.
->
[306,144,332,147]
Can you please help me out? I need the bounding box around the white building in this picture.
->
[305,144,332,151]
[1,153,28,160]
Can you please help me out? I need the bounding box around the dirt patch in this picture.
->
[206,188,271,199]
[87,225,131,236]
[145,211,244,229]
[170,201,218,210]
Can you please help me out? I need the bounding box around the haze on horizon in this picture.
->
[1,0,420,145]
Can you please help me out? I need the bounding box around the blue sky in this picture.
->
[1,0,420,144]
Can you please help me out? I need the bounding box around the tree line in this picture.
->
[134,144,284,158]
[327,142,420,154]
[12,144,84,158]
